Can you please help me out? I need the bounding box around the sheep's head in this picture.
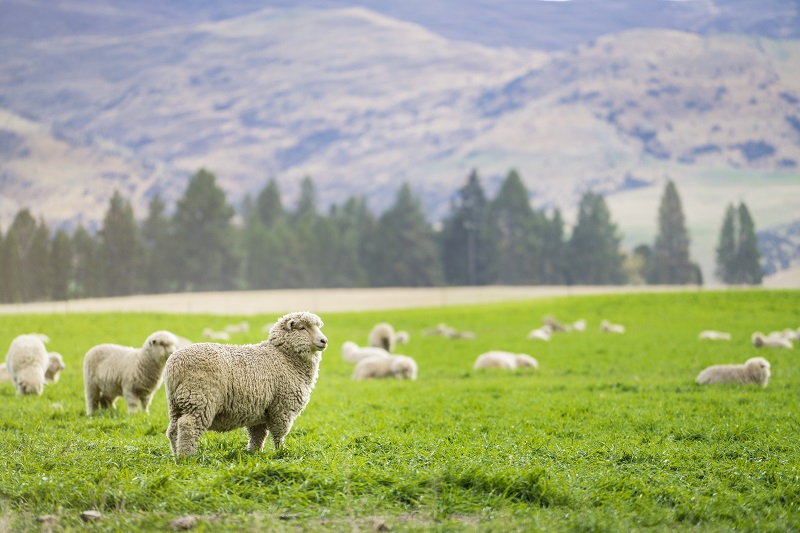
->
[515,354,539,369]
[45,352,66,383]
[390,356,417,380]
[751,332,765,347]
[745,357,771,386]
[270,311,328,356]
[144,330,179,364]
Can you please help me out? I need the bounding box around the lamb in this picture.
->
[396,331,410,344]
[473,351,539,370]
[341,341,390,363]
[572,319,587,332]
[0,363,8,382]
[600,320,625,334]
[352,354,418,380]
[751,332,793,349]
[224,321,250,334]
[368,322,396,352]
[527,324,552,341]
[544,316,571,333]
[164,311,327,457]
[202,328,230,341]
[4,334,50,395]
[423,323,456,337]
[446,329,476,340]
[83,330,179,415]
[698,330,732,341]
[45,352,66,383]
[696,357,771,387]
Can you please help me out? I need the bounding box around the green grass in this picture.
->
[1,290,799,531]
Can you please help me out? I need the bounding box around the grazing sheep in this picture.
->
[164,311,327,456]
[473,351,539,371]
[4,334,50,395]
[352,354,418,380]
[202,328,230,341]
[423,323,456,337]
[45,352,66,383]
[698,330,732,341]
[341,341,390,363]
[572,319,587,332]
[527,324,552,341]
[751,332,793,349]
[396,331,410,344]
[224,321,250,334]
[84,330,179,415]
[696,357,771,386]
[544,316,571,333]
[600,320,625,334]
[368,322,396,352]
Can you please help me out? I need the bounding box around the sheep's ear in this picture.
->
[283,319,295,332]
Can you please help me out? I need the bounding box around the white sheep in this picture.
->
[224,321,250,334]
[341,341,390,363]
[544,316,571,332]
[4,334,50,395]
[473,351,539,371]
[164,311,327,456]
[572,319,587,332]
[396,330,410,344]
[698,330,732,341]
[368,322,396,352]
[0,363,8,382]
[352,354,418,380]
[527,324,552,341]
[423,323,456,337]
[446,329,476,340]
[202,328,230,341]
[83,330,179,415]
[696,357,771,386]
[45,352,66,383]
[751,332,793,349]
[601,320,625,334]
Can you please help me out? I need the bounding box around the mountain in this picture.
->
[0,2,799,280]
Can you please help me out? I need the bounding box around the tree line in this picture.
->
[0,169,763,303]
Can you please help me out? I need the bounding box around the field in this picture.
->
[1,290,799,532]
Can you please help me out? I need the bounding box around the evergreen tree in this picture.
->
[256,178,285,228]
[541,209,567,284]
[99,190,142,296]
[141,195,173,294]
[0,227,22,302]
[321,198,369,288]
[171,169,239,291]
[370,183,443,287]
[489,170,540,285]
[50,229,73,300]
[567,191,626,285]
[440,169,496,285]
[7,209,38,301]
[735,202,763,285]
[28,219,52,301]
[715,204,737,284]
[72,225,103,298]
[651,180,696,284]
[289,176,325,287]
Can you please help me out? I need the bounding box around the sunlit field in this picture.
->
[1,290,798,532]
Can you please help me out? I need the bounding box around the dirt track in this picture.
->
[0,285,719,315]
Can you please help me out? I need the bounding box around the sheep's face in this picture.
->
[45,352,66,383]
[145,331,179,364]
[272,311,328,356]
[515,354,539,369]
[391,357,417,380]
[746,357,771,385]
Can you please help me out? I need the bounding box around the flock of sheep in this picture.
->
[2,310,797,457]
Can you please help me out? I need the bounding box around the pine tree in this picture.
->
[256,178,285,228]
[50,229,73,300]
[715,204,737,284]
[171,169,239,291]
[369,183,443,287]
[541,209,567,284]
[322,198,369,288]
[440,169,496,285]
[99,190,142,296]
[28,219,52,301]
[6,209,38,301]
[651,180,696,284]
[567,192,626,285]
[735,202,763,285]
[489,170,540,285]
[141,195,173,294]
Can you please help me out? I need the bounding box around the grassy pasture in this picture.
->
[0,290,798,532]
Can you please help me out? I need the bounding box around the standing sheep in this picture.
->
[4,334,50,395]
[341,341,390,363]
[473,351,539,371]
[45,352,66,383]
[84,330,179,415]
[368,322,396,352]
[352,354,418,380]
[164,311,328,457]
[695,357,771,386]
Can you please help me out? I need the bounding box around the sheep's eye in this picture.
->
[297,325,305,330]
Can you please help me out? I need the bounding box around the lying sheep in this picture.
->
[165,311,327,456]
[202,328,230,341]
[84,330,179,415]
[396,331,410,344]
[423,323,456,337]
[698,330,732,341]
[572,319,587,332]
[341,341,390,363]
[368,322,396,352]
[601,320,625,334]
[751,332,793,349]
[696,357,771,387]
[352,354,418,380]
[224,321,250,334]
[544,316,571,332]
[527,324,552,341]
[473,351,539,371]
[446,329,476,340]
[4,334,50,395]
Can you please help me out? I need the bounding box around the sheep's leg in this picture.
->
[246,424,269,452]
[123,388,140,414]
[176,414,204,457]
[140,393,155,414]
[166,417,179,456]
[267,415,295,450]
